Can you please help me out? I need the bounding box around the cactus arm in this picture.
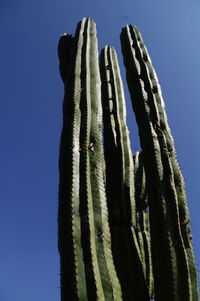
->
[100,46,125,225]
[59,18,123,301]
[128,25,199,301]
[110,46,137,227]
[100,47,134,300]
[78,18,123,300]
[121,23,200,300]
[100,46,149,301]
[100,45,136,229]
[58,20,87,301]
[77,18,104,300]
[87,20,122,301]
[111,45,151,301]
[150,59,199,301]
[130,26,191,229]
[121,25,185,301]
[130,28,199,299]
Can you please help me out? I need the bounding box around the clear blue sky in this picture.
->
[1,1,200,300]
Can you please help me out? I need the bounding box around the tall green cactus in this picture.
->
[120,24,199,301]
[58,18,199,301]
[58,18,122,300]
[100,46,149,300]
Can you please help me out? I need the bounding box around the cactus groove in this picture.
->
[58,18,199,301]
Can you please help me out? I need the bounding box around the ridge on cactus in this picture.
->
[58,17,199,301]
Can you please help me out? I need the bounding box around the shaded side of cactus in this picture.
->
[100,46,149,301]
[58,18,122,300]
[121,24,198,301]
[58,33,74,84]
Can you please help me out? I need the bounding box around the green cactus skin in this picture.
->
[58,18,122,300]
[121,25,199,301]
[100,46,149,301]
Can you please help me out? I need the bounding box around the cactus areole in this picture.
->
[58,18,199,301]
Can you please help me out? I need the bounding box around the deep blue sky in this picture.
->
[1,1,200,300]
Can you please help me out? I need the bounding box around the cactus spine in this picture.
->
[58,18,199,300]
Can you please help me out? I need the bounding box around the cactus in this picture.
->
[120,24,199,301]
[58,18,199,301]
[58,18,122,300]
[100,46,149,300]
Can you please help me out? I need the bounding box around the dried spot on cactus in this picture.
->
[97,230,104,242]
[189,234,193,240]
[152,85,158,94]
[182,217,190,225]
[143,54,148,62]
[168,148,174,157]
[153,121,162,136]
